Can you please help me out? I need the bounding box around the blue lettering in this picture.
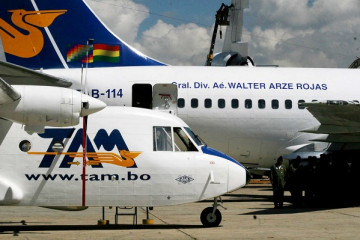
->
[38,129,75,168]
[128,171,138,181]
[92,89,100,98]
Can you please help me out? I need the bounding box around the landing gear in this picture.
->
[201,207,222,227]
[200,197,223,227]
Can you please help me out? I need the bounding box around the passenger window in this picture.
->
[245,99,252,109]
[298,100,305,109]
[191,98,198,108]
[272,99,279,109]
[173,127,197,152]
[218,99,225,109]
[231,99,239,109]
[204,98,212,108]
[178,98,185,108]
[258,99,265,109]
[285,99,292,109]
[153,127,173,151]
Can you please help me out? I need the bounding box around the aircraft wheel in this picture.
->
[200,207,222,227]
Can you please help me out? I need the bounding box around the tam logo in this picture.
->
[28,128,141,169]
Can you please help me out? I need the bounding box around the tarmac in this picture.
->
[0,182,359,240]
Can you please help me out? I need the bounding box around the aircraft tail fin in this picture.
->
[0,0,164,69]
[222,0,249,56]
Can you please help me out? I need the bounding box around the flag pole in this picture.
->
[82,38,94,207]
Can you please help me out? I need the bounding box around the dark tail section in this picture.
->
[0,0,164,69]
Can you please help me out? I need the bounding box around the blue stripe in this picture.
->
[201,146,245,169]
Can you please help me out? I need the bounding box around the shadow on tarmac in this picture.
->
[241,205,342,216]
[0,224,204,233]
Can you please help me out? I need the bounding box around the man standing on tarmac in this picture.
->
[270,156,287,208]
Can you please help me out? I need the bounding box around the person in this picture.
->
[270,156,286,208]
[287,156,302,207]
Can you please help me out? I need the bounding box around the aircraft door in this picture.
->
[152,83,178,115]
[132,84,152,109]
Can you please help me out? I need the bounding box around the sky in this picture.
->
[85,0,360,68]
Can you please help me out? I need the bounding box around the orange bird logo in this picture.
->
[28,150,142,168]
[0,9,67,58]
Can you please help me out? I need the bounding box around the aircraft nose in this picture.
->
[80,95,107,116]
[228,162,248,192]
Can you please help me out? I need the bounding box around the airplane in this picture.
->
[0,105,248,227]
[0,0,359,205]
[0,0,249,227]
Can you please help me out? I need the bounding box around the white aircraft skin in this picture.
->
[43,66,359,168]
[0,107,247,207]
[2,0,358,173]
[0,0,253,226]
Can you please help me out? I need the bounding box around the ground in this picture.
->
[0,183,359,239]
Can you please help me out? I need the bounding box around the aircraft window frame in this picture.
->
[178,98,185,108]
[218,99,225,109]
[231,99,239,109]
[173,127,198,152]
[191,98,198,108]
[285,99,292,109]
[19,140,31,152]
[153,126,173,151]
[245,99,252,109]
[204,98,212,108]
[258,99,265,109]
[184,127,204,146]
[298,100,305,109]
[271,99,279,109]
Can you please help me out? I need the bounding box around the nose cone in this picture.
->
[228,162,248,192]
[80,95,107,116]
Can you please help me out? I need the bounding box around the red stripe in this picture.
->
[94,44,119,51]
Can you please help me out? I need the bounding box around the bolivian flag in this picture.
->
[66,44,93,63]
[67,44,120,63]
[93,44,120,63]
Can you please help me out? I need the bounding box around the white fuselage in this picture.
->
[45,66,359,168]
[0,107,246,206]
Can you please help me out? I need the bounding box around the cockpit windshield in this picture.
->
[153,126,198,152]
[173,127,197,151]
[184,127,205,146]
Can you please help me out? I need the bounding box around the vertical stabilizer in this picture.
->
[222,0,249,57]
[0,0,164,69]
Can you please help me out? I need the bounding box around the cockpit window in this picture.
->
[173,127,198,151]
[153,127,173,151]
[184,127,204,146]
[153,126,198,152]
